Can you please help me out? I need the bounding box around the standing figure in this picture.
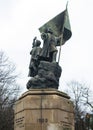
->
[40,27,61,62]
[28,37,42,77]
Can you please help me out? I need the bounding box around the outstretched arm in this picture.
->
[32,37,37,48]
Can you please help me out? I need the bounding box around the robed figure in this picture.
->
[39,7,72,63]
[28,37,42,77]
[40,27,61,62]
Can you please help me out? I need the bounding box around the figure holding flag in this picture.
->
[39,5,72,63]
[40,27,61,62]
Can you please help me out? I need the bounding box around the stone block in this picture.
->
[14,89,74,130]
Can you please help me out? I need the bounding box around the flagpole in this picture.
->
[58,1,68,64]
[58,34,63,64]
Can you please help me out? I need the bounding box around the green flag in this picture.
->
[39,9,72,42]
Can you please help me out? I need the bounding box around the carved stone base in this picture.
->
[14,89,74,130]
[27,61,62,89]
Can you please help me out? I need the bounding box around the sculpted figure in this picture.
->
[27,8,72,89]
[28,37,42,77]
[40,28,61,62]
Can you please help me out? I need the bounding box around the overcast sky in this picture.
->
[0,0,93,92]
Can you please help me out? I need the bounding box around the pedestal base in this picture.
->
[14,89,74,130]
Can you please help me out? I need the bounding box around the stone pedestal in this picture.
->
[14,89,74,130]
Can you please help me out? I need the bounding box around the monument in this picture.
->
[14,5,74,130]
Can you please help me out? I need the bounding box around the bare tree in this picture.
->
[65,80,93,130]
[0,51,20,130]
[82,87,93,110]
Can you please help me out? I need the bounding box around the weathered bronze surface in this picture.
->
[28,37,42,77]
[27,61,62,89]
[27,8,72,90]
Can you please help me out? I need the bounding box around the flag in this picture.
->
[39,8,72,42]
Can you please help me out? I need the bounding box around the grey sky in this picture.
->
[0,0,93,92]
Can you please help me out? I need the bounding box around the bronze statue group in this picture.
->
[28,27,61,78]
[27,7,72,89]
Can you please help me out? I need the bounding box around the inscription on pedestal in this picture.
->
[37,118,48,123]
[15,116,24,128]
